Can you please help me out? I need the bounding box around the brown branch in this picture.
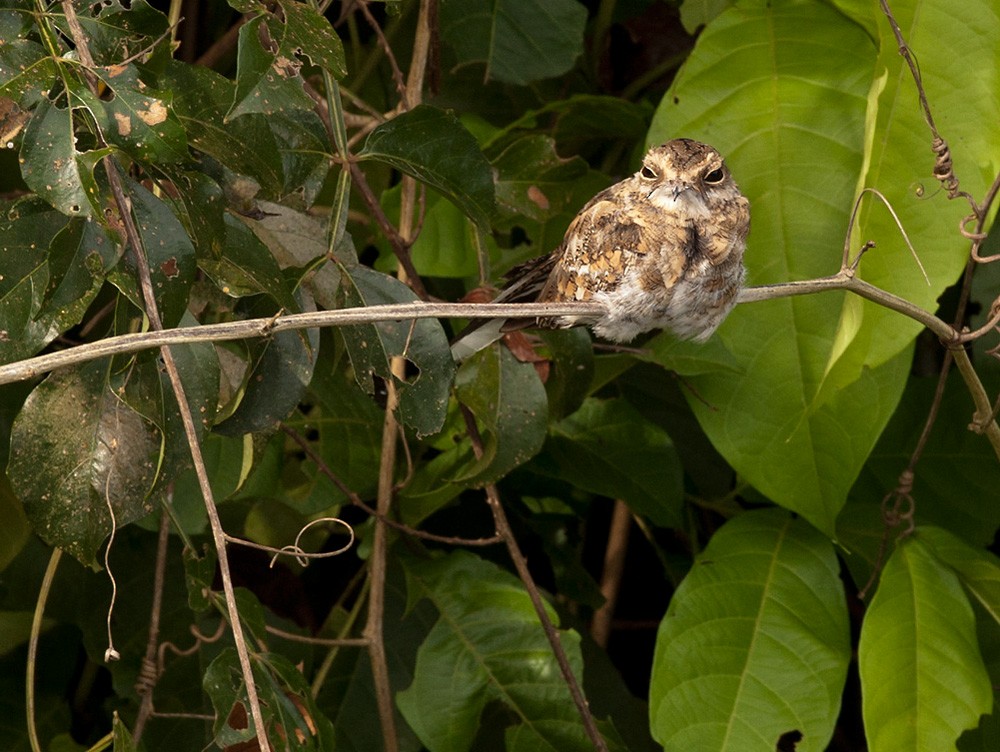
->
[367,378,400,752]
[133,509,172,741]
[459,405,608,751]
[590,500,632,649]
[59,3,271,747]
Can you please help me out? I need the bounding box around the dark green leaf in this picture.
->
[109,178,196,327]
[163,60,284,198]
[339,264,454,437]
[276,0,347,77]
[439,0,587,85]
[94,64,188,163]
[650,510,850,750]
[358,105,495,228]
[398,549,622,751]
[7,359,162,566]
[491,135,589,222]
[183,545,216,613]
[0,39,57,106]
[453,344,548,485]
[200,214,299,310]
[155,165,227,258]
[532,398,683,528]
[112,713,137,752]
[58,0,171,67]
[19,97,104,217]
[213,314,317,436]
[228,15,315,121]
[0,198,70,364]
[268,109,332,205]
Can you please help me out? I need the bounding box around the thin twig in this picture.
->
[27,549,62,752]
[59,3,272,747]
[590,500,632,648]
[367,377,400,752]
[133,509,172,740]
[459,405,607,751]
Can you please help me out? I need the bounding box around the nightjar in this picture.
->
[451,138,750,360]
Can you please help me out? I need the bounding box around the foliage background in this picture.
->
[0,0,999,750]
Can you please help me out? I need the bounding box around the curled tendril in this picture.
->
[222,517,355,568]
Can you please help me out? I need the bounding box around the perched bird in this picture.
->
[451,138,750,360]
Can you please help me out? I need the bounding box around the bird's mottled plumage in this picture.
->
[451,139,750,359]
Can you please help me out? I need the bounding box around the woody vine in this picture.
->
[1,1,999,752]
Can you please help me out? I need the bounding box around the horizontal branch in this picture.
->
[0,275,963,387]
[0,302,604,385]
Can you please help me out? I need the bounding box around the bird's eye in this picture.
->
[704,167,725,184]
[640,165,657,179]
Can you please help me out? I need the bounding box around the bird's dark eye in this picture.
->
[704,167,725,184]
[640,165,657,179]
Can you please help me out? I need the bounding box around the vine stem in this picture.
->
[59,3,271,748]
[27,549,62,752]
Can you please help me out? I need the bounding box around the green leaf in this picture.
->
[679,0,733,33]
[19,97,104,217]
[339,264,454,437]
[491,135,589,223]
[823,0,1000,381]
[163,60,284,199]
[647,1,890,534]
[378,186,481,277]
[918,526,1000,627]
[439,0,587,85]
[397,549,620,752]
[268,109,332,205]
[155,165,227,258]
[0,198,70,364]
[358,105,495,228]
[649,509,850,751]
[7,359,162,567]
[0,39,57,106]
[109,178,197,327]
[531,397,683,528]
[56,0,171,67]
[213,301,317,436]
[111,713,137,752]
[859,536,992,752]
[453,344,548,485]
[93,64,188,164]
[275,0,347,77]
[200,214,299,310]
[228,15,315,121]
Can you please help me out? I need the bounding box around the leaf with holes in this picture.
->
[649,509,850,751]
[227,15,315,121]
[19,97,107,217]
[338,265,453,437]
[859,535,992,752]
[275,0,347,77]
[7,358,162,567]
[94,64,188,164]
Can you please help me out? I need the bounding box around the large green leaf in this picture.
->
[647,0,895,533]
[918,526,1000,627]
[7,359,162,567]
[649,509,850,752]
[824,0,1000,384]
[439,0,587,85]
[859,536,992,752]
[530,397,683,528]
[0,39,57,106]
[397,550,623,752]
[358,105,495,228]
